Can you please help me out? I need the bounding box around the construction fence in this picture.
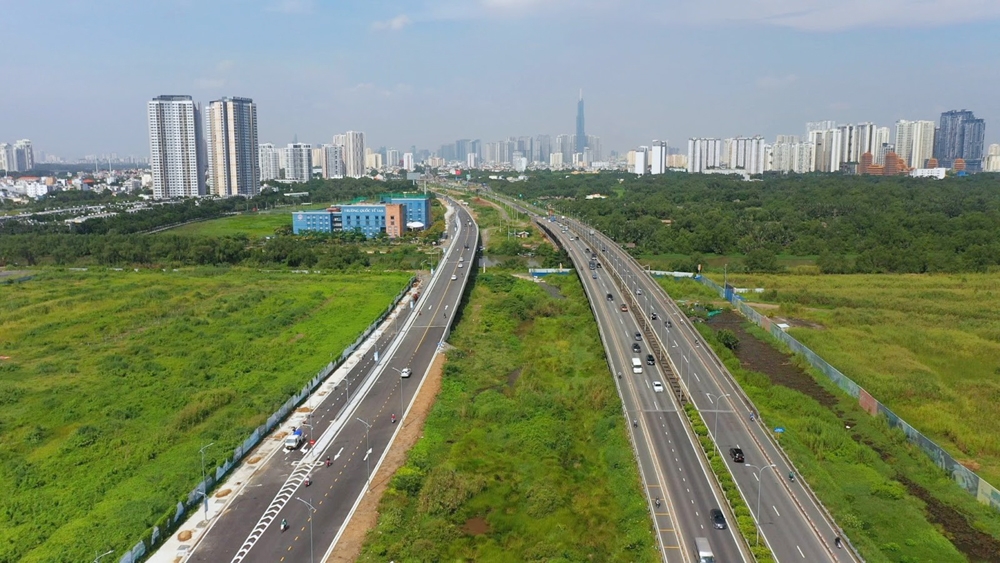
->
[695,275,1000,514]
[119,277,416,563]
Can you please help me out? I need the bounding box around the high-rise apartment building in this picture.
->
[206,97,259,197]
[386,149,400,168]
[727,136,767,174]
[894,120,936,169]
[984,144,1000,172]
[10,140,34,172]
[341,131,365,178]
[586,135,602,162]
[322,144,344,178]
[259,143,281,181]
[576,91,586,155]
[0,143,11,172]
[687,138,723,173]
[871,127,891,165]
[934,110,986,171]
[649,141,668,175]
[806,121,837,135]
[634,146,648,175]
[403,152,415,172]
[285,143,312,182]
[535,135,552,164]
[148,95,206,199]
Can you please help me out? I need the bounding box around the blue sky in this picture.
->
[2,0,999,158]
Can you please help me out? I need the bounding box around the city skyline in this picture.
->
[3,0,999,159]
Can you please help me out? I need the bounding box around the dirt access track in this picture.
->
[707,310,1000,563]
[324,351,448,562]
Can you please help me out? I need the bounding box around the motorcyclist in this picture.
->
[654,497,661,508]
[788,471,795,482]
[633,419,638,428]
[326,456,331,467]
[391,413,396,424]
[280,518,288,531]
[835,536,842,549]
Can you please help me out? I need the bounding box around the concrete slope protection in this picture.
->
[181,199,479,563]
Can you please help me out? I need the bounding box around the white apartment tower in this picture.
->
[0,143,12,172]
[285,143,312,182]
[687,138,723,173]
[403,152,415,172]
[649,141,668,175]
[341,131,365,178]
[206,97,259,197]
[12,140,34,172]
[894,120,936,168]
[322,144,344,178]
[148,95,206,198]
[258,143,281,181]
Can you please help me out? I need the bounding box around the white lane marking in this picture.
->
[797,545,805,558]
[773,505,781,517]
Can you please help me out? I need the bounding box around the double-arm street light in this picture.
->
[704,392,732,452]
[746,463,777,546]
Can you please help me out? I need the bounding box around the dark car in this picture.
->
[464,244,469,249]
[646,354,655,365]
[710,508,727,530]
[665,319,672,328]
[596,262,602,268]
[606,293,614,301]
[651,312,658,320]
[729,447,745,463]
[632,343,641,353]
[634,332,642,341]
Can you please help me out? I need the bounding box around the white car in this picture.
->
[401,367,412,378]
[653,381,664,393]
[451,274,458,280]
[636,288,643,296]
[458,263,464,268]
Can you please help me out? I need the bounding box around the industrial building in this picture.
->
[291,194,431,238]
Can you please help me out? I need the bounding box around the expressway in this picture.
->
[547,223,749,563]
[185,197,479,562]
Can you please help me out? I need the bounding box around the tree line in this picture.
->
[485,171,1000,273]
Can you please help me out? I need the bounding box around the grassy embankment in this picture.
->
[0,269,410,562]
[358,273,659,562]
[659,274,1000,562]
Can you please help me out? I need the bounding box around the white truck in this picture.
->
[695,537,715,563]
[631,357,643,374]
[284,428,304,450]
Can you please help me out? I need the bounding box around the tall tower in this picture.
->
[575,90,586,155]
[148,95,206,199]
[206,97,259,197]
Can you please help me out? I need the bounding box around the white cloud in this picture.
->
[372,14,412,31]
[267,0,314,15]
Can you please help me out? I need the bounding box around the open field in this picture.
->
[165,204,329,238]
[0,268,410,561]
[719,273,1000,485]
[656,275,1000,561]
[358,273,658,562]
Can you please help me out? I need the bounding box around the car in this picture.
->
[651,312,658,320]
[400,367,412,378]
[632,343,641,353]
[710,508,727,530]
[606,293,614,301]
[596,262,602,268]
[620,303,628,312]
[592,273,597,279]
[646,354,655,365]
[458,263,464,268]
[585,248,590,254]
[464,244,469,249]
[652,381,664,393]
[451,274,458,281]
[636,288,643,296]
[634,332,642,341]
[665,319,672,328]
[729,447,745,463]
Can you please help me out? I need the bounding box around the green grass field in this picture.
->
[166,206,321,238]
[359,273,658,562]
[0,268,410,561]
[718,273,1000,486]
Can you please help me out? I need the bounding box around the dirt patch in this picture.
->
[324,351,448,562]
[214,488,232,498]
[707,310,838,410]
[462,516,490,536]
[537,281,565,300]
[247,456,261,464]
[507,367,523,389]
[176,530,192,542]
[295,406,313,413]
[289,333,306,343]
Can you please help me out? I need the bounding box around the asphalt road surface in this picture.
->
[188,199,479,563]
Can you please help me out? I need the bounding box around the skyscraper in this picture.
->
[935,110,986,171]
[11,140,34,172]
[259,143,281,181]
[206,97,259,197]
[322,144,344,178]
[342,131,365,178]
[576,90,586,155]
[650,141,667,175]
[148,95,206,199]
[687,138,723,173]
[0,143,11,172]
[285,143,312,182]
[894,120,936,169]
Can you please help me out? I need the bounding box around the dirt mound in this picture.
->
[247,456,261,464]
[708,311,837,409]
[214,488,232,498]
[463,516,490,535]
[176,530,192,541]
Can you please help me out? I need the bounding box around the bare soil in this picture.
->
[176,530,192,542]
[462,516,490,535]
[707,310,1000,562]
[537,281,565,300]
[324,351,448,562]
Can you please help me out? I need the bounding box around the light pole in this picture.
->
[746,463,777,546]
[356,417,372,489]
[93,550,114,563]
[301,421,314,450]
[705,392,731,452]
[199,442,214,520]
[295,497,316,563]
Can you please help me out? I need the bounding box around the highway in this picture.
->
[547,222,749,563]
[488,186,859,563]
[186,197,479,562]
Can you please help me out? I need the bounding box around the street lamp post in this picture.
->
[391,367,406,427]
[198,442,214,520]
[93,550,114,563]
[301,421,314,450]
[746,464,777,546]
[356,417,372,489]
[705,392,731,453]
[295,497,316,563]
